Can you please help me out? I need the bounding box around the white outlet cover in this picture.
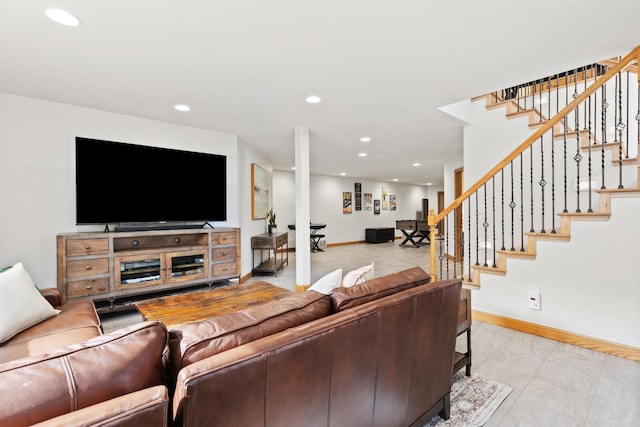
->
[528,290,541,310]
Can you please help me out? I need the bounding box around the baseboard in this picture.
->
[473,310,640,362]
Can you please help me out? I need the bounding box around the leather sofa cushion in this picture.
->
[30,386,169,427]
[0,299,101,364]
[167,290,330,377]
[0,321,168,427]
[329,266,431,312]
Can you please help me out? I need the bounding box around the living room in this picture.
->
[1,2,640,426]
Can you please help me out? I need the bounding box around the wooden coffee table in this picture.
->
[135,281,292,329]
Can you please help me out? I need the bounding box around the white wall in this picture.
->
[0,93,240,287]
[455,97,640,348]
[237,140,274,275]
[272,170,434,247]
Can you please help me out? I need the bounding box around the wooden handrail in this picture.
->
[433,45,640,224]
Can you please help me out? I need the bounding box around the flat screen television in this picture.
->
[75,137,227,226]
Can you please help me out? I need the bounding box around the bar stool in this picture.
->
[310,234,325,252]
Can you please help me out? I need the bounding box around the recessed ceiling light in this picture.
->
[393,178,398,182]
[426,182,433,186]
[360,137,371,142]
[46,9,81,26]
[306,95,322,104]
[340,172,346,176]
[291,166,296,170]
[413,162,421,167]
[358,152,367,157]
[174,104,191,112]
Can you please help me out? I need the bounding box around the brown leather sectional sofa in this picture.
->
[0,267,462,427]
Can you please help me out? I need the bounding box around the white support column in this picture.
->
[294,127,311,291]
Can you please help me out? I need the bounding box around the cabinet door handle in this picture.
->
[85,245,91,250]
[222,251,227,256]
[174,238,181,244]
[86,285,93,290]
[85,265,92,270]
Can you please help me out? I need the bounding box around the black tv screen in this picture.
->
[75,137,227,224]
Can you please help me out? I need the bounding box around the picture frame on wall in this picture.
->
[251,163,269,219]
[374,199,380,215]
[381,186,388,210]
[389,194,396,211]
[363,193,372,210]
[343,192,353,214]
[355,182,362,211]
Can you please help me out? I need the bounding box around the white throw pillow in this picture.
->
[342,263,375,287]
[307,268,343,294]
[0,262,60,343]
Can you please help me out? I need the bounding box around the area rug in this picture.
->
[424,372,512,427]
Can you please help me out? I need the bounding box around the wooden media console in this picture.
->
[56,228,240,313]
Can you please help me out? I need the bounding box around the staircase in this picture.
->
[429,46,640,360]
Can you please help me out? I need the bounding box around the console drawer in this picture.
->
[66,238,109,257]
[67,278,110,298]
[212,247,236,262]
[67,258,110,279]
[212,232,236,246]
[212,261,237,277]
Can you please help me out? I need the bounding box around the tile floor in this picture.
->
[102,241,640,427]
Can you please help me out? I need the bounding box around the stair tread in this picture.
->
[558,212,610,220]
[596,188,640,195]
[497,249,536,258]
[525,232,571,241]
[472,265,506,275]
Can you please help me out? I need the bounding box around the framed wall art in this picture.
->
[251,163,269,219]
[374,199,380,215]
[343,192,353,214]
[363,193,372,210]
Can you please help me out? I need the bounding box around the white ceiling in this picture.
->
[2,1,639,186]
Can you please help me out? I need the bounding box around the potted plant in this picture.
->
[267,208,277,234]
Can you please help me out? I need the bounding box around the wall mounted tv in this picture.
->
[75,137,227,226]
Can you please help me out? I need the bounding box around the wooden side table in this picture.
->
[251,232,288,276]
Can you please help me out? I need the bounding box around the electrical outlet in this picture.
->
[528,290,541,310]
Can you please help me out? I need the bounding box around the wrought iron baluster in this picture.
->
[453,207,457,279]
[616,71,624,189]
[438,218,443,279]
[563,116,568,212]
[492,177,496,268]
[626,71,630,158]
[510,161,516,250]
[563,75,569,213]
[500,169,505,251]
[445,215,450,279]
[637,80,640,162]
[601,85,607,189]
[459,204,464,281]
[539,135,546,233]
[574,86,582,213]
[519,153,525,252]
[551,80,557,234]
[475,191,479,265]
[583,68,588,131]
[529,145,534,232]
[587,94,593,212]
[468,196,472,282]
[483,184,488,267]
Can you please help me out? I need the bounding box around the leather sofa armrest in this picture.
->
[30,385,169,427]
[40,288,62,307]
